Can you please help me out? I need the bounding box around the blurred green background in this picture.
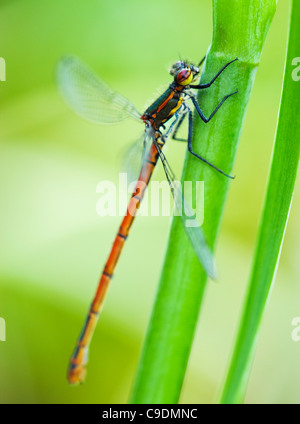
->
[1,0,299,404]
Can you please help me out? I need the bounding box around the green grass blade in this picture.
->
[220,0,300,404]
[130,0,276,404]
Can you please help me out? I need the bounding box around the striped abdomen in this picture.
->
[67,138,163,384]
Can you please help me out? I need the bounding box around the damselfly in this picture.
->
[57,55,238,384]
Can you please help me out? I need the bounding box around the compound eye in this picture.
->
[170,61,182,76]
[176,68,193,85]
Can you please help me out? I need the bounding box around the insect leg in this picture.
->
[190,58,238,89]
[170,112,188,142]
[185,107,234,179]
[187,90,238,124]
[164,112,181,138]
[198,55,206,67]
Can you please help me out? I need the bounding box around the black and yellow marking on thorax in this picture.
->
[142,85,184,129]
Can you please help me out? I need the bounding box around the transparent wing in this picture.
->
[119,133,145,183]
[153,138,217,279]
[57,56,141,124]
[120,130,154,183]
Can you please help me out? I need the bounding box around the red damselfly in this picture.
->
[57,55,238,384]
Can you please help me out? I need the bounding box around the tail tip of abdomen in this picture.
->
[67,362,87,385]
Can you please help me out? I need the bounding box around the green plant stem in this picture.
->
[130,0,276,404]
[220,0,300,404]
